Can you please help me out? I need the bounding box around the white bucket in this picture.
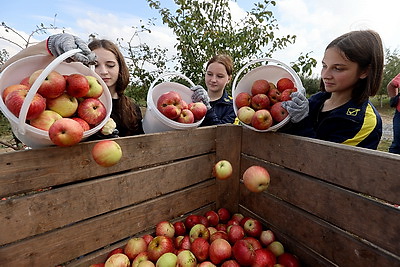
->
[232,58,305,132]
[0,49,112,148]
[142,72,204,134]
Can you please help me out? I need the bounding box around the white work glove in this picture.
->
[191,85,211,110]
[47,33,97,65]
[281,91,309,123]
[101,118,117,135]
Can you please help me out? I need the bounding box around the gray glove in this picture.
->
[191,85,211,110]
[47,33,97,65]
[281,91,309,123]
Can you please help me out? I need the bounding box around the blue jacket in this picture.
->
[282,92,382,149]
[200,90,236,126]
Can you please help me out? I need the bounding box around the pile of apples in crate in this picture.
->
[235,77,297,130]
[2,69,107,146]
[157,91,207,124]
[93,207,300,267]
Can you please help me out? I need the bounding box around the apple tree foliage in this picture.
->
[145,0,317,92]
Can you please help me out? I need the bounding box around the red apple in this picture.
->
[91,140,123,167]
[237,106,255,125]
[230,213,244,225]
[280,88,298,101]
[29,69,66,99]
[259,229,276,247]
[242,165,271,193]
[267,87,282,104]
[142,234,154,246]
[253,248,276,267]
[71,117,91,131]
[239,217,251,228]
[185,214,201,230]
[227,225,245,245]
[277,77,295,92]
[208,226,217,236]
[5,88,46,120]
[157,91,182,120]
[217,208,231,223]
[209,238,232,265]
[177,249,197,267]
[277,252,300,267]
[173,221,187,236]
[198,261,217,267]
[48,118,84,147]
[20,76,30,87]
[47,92,79,118]
[243,236,262,250]
[251,109,273,130]
[251,79,270,95]
[191,237,210,262]
[66,73,90,98]
[147,235,175,262]
[215,223,228,232]
[180,235,191,250]
[29,110,63,131]
[188,102,207,121]
[204,210,220,227]
[177,108,195,123]
[106,248,124,260]
[212,160,233,180]
[124,237,147,261]
[189,223,210,243]
[85,75,104,98]
[251,94,270,110]
[235,92,252,109]
[181,99,189,110]
[78,97,107,125]
[155,221,175,238]
[210,230,229,243]
[267,241,285,257]
[104,253,130,267]
[221,260,240,267]
[270,102,289,123]
[243,218,263,238]
[198,215,210,228]
[232,239,256,266]
[2,84,29,101]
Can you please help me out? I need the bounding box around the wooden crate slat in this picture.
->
[240,185,400,266]
[0,127,216,197]
[0,154,215,246]
[0,180,217,266]
[241,128,400,205]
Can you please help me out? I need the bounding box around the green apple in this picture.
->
[155,252,177,267]
[85,75,104,98]
[47,92,78,117]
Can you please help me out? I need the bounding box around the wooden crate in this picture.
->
[0,125,399,266]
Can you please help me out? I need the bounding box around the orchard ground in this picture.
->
[0,99,395,153]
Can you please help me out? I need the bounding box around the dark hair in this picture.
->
[319,30,384,104]
[206,54,234,77]
[88,39,142,136]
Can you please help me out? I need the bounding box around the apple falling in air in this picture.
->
[212,160,233,180]
[242,165,270,193]
[92,140,123,167]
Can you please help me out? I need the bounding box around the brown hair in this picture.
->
[88,39,142,136]
[206,54,234,77]
[320,30,384,104]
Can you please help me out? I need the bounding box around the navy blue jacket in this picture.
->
[282,92,382,149]
[200,90,236,126]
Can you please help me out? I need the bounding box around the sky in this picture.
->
[1,0,399,77]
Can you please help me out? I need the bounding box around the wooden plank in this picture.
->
[240,155,400,258]
[215,124,242,212]
[241,128,400,205]
[0,154,215,245]
[0,180,217,266]
[0,127,217,198]
[240,185,400,266]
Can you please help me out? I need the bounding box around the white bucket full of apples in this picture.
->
[142,72,206,134]
[232,58,306,132]
[0,49,112,148]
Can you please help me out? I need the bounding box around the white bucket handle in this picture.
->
[17,49,82,134]
[147,72,195,105]
[232,57,305,95]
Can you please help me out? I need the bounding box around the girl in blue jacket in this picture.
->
[282,30,384,150]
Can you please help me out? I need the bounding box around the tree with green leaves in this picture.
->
[146,0,316,91]
[382,48,400,96]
